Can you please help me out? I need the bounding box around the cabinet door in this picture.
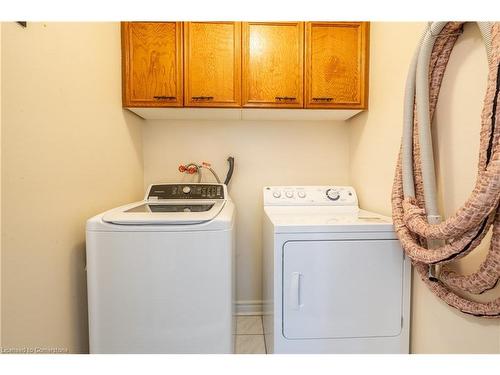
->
[122,22,183,107]
[242,22,304,108]
[184,22,241,107]
[305,22,369,109]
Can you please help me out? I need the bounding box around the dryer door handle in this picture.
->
[290,272,303,310]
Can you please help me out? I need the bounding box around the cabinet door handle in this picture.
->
[312,97,333,102]
[153,96,176,100]
[192,96,214,101]
[275,96,297,102]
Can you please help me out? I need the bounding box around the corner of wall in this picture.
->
[1,22,145,353]
[347,22,425,216]
[0,21,3,348]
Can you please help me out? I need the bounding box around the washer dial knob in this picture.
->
[285,191,294,198]
[272,191,281,198]
[182,186,191,194]
[326,188,340,201]
[297,191,306,198]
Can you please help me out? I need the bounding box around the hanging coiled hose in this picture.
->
[392,22,500,317]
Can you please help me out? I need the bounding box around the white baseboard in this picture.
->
[235,300,263,316]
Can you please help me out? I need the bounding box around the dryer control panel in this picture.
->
[147,183,225,200]
[264,186,358,206]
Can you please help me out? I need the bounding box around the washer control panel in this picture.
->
[264,186,358,206]
[147,183,225,200]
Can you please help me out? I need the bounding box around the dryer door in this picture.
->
[283,239,404,339]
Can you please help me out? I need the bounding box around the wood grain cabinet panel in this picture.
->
[305,22,369,109]
[122,22,183,107]
[242,22,304,108]
[184,22,241,107]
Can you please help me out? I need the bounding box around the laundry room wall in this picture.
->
[348,22,500,353]
[1,22,144,353]
[0,23,3,347]
[142,120,350,313]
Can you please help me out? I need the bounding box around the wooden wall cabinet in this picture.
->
[184,22,242,107]
[305,22,369,109]
[122,22,183,107]
[122,21,369,112]
[242,22,304,108]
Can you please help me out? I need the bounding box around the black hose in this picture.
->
[224,156,235,186]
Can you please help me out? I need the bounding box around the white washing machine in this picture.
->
[262,186,410,354]
[86,183,235,353]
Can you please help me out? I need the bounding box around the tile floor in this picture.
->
[235,315,266,354]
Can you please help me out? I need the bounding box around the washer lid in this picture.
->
[264,208,395,233]
[102,200,226,225]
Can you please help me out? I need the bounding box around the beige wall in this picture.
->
[0,22,2,347]
[1,22,144,353]
[349,22,500,353]
[142,120,350,307]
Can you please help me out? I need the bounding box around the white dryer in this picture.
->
[262,186,410,354]
[86,183,235,353]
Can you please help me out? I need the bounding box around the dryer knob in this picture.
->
[182,186,191,194]
[285,191,294,198]
[326,188,340,201]
[298,191,306,198]
[272,191,281,198]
